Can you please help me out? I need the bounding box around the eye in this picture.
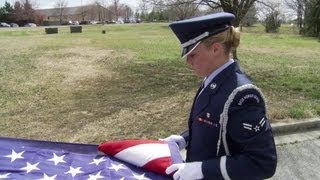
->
[189,53,195,58]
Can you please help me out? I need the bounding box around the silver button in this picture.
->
[206,113,211,118]
[210,83,217,90]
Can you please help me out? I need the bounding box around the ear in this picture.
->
[212,43,224,56]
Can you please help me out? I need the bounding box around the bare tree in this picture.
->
[54,0,68,25]
[12,0,36,24]
[113,0,120,20]
[12,1,23,23]
[122,4,133,22]
[148,0,261,26]
[147,0,280,59]
[93,1,107,24]
[242,4,258,27]
[285,0,306,32]
[167,0,200,20]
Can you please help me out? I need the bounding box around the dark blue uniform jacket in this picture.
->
[182,61,277,180]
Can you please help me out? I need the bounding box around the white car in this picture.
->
[0,22,10,27]
[24,23,37,27]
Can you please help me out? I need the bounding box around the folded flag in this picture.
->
[98,139,183,175]
[0,137,181,180]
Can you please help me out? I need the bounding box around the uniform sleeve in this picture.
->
[202,87,277,180]
[180,129,190,145]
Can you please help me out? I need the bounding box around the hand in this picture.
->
[166,162,204,180]
[160,135,187,150]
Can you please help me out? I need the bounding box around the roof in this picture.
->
[36,5,104,17]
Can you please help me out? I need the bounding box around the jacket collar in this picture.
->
[191,61,240,117]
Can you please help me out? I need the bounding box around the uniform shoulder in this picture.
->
[229,84,266,107]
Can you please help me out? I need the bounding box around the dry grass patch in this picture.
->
[68,92,193,143]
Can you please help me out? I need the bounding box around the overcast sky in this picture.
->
[0,0,140,10]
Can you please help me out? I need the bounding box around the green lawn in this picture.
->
[0,24,319,144]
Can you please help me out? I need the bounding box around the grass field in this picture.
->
[0,24,319,144]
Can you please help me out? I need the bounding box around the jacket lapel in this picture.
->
[191,61,240,118]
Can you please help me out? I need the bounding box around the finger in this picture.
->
[173,171,180,180]
[165,164,179,175]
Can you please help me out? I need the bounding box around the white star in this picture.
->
[65,166,84,177]
[20,162,40,173]
[0,173,11,178]
[108,163,126,172]
[132,173,150,180]
[254,125,260,132]
[88,171,104,180]
[4,150,24,162]
[37,173,57,180]
[89,156,106,165]
[48,153,66,165]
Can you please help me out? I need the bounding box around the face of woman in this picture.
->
[186,42,223,78]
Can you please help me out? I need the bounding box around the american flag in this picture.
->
[0,137,177,180]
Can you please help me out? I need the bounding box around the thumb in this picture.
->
[165,164,179,175]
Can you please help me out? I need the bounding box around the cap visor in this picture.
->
[181,41,201,59]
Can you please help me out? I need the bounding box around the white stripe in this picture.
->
[259,117,265,124]
[243,126,252,130]
[243,123,252,127]
[181,32,209,48]
[114,144,170,167]
[261,120,266,127]
[182,41,201,59]
[220,156,231,180]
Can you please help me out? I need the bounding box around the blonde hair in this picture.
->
[202,26,240,56]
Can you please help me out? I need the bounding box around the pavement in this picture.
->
[271,130,320,180]
[270,117,320,180]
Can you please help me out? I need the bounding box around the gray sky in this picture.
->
[0,0,140,10]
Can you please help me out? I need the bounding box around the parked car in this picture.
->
[0,22,10,27]
[10,23,19,27]
[24,23,37,27]
[72,21,79,25]
[80,21,90,25]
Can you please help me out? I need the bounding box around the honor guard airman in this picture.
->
[162,12,277,180]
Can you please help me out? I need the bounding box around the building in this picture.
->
[36,5,110,25]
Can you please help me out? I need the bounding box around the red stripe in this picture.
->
[98,139,165,156]
[143,157,172,175]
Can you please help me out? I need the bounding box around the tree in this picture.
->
[285,0,320,37]
[303,0,320,37]
[92,1,107,24]
[167,0,200,20]
[22,0,35,22]
[241,3,258,26]
[113,0,120,20]
[148,0,260,26]
[12,0,37,25]
[285,0,306,33]
[122,5,133,22]
[11,1,23,23]
[147,0,266,60]
[54,0,68,25]
[0,1,13,22]
[265,10,281,33]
